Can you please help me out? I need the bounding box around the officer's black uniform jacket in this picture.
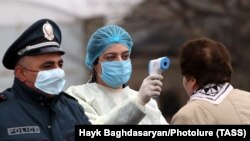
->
[0,78,91,141]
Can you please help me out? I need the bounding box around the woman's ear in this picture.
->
[189,76,198,91]
[184,75,198,96]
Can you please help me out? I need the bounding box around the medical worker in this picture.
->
[66,24,168,124]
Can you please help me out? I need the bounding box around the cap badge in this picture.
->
[43,21,54,41]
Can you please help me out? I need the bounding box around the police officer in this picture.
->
[0,19,91,141]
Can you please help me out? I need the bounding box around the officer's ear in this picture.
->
[14,65,26,82]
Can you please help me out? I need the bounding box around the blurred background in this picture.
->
[0,0,250,123]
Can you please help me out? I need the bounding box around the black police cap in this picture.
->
[2,19,65,70]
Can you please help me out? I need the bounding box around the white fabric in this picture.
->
[190,83,233,104]
[66,83,168,124]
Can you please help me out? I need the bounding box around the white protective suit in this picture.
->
[66,83,168,124]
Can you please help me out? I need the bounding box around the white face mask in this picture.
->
[34,68,66,95]
[100,60,132,88]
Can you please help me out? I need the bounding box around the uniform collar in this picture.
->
[12,78,62,106]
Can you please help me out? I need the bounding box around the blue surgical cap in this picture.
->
[85,24,133,70]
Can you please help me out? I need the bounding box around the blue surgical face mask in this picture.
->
[100,60,132,88]
[35,68,66,95]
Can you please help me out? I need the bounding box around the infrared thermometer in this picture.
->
[148,56,170,75]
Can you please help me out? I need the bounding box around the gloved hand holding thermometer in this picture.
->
[137,57,170,105]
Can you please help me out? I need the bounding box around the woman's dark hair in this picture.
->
[179,37,233,88]
[89,58,99,83]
